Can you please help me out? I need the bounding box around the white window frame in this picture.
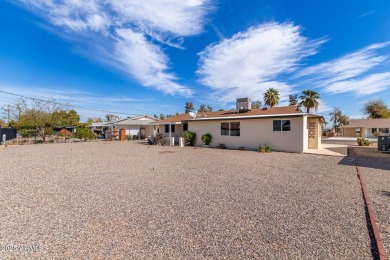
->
[221,122,240,136]
[273,119,291,132]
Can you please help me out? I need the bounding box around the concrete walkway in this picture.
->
[325,136,377,143]
[304,143,348,157]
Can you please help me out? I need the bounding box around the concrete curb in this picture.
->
[354,160,388,260]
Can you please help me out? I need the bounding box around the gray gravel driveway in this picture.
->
[0,141,374,259]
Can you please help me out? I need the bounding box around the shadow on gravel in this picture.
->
[381,191,390,198]
[338,147,387,259]
[338,147,390,171]
[363,203,380,260]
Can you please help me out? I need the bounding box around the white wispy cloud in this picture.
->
[324,72,390,95]
[197,22,325,102]
[110,0,212,37]
[17,0,212,96]
[296,42,390,95]
[115,28,193,96]
[315,99,332,114]
[358,11,375,18]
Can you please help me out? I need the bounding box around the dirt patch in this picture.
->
[158,150,175,154]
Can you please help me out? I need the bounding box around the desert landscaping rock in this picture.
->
[350,145,390,257]
[0,141,376,258]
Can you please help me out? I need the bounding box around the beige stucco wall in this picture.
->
[303,116,308,151]
[318,122,322,148]
[343,127,358,137]
[188,117,306,153]
[145,125,158,138]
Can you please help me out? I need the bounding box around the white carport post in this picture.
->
[169,123,174,146]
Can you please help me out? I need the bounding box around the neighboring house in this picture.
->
[155,99,324,153]
[341,119,390,138]
[90,122,107,136]
[90,115,159,139]
[111,115,159,138]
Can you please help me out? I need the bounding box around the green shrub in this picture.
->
[48,140,54,143]
[34,140,44,144]
[201,133,212,145]
[357,137,372,146]
[74,127,96,140]
[183,131,196,146]
[45,127,55,136]
[258,144,271,152]
[19,129,37,138]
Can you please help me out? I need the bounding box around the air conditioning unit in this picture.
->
[236,97,251,113]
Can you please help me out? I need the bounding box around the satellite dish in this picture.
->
[189,112,197,118]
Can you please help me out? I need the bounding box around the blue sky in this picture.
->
[1,0,390,121]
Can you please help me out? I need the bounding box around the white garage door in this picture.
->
[126,126,140,136]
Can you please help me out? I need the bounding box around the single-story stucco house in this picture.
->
[341,119,390,138]
[90,115,159,139]
[155,99,324,153]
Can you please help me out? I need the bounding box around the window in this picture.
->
[183,123,188,131]
[221,122,229,136]
[221,122,240,136]
[273,120,291,132]
[379,128,389,134]
[273,120,281,131]
[165,124,175,133]
[230,122,240,136]
[282,120,291,131]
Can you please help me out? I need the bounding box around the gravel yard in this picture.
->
[0,141,375,259]
[349,146,390,257]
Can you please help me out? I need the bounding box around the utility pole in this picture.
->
[7,105,10,125]
[16,104,21,123]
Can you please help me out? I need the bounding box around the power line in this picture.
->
[0,90,140,116]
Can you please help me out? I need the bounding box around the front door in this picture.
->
[140,127,145,139]
[308,120,318,149]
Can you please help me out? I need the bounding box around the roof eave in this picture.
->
[190,113,307,121]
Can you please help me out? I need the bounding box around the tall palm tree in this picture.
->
[300,90,320,113]
[263,88,280,108]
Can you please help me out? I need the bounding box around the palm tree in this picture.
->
[263,88,280,108]
[299,90,320,113]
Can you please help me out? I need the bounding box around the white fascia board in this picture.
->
[150,122,183,125]
[189,113,307,121]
